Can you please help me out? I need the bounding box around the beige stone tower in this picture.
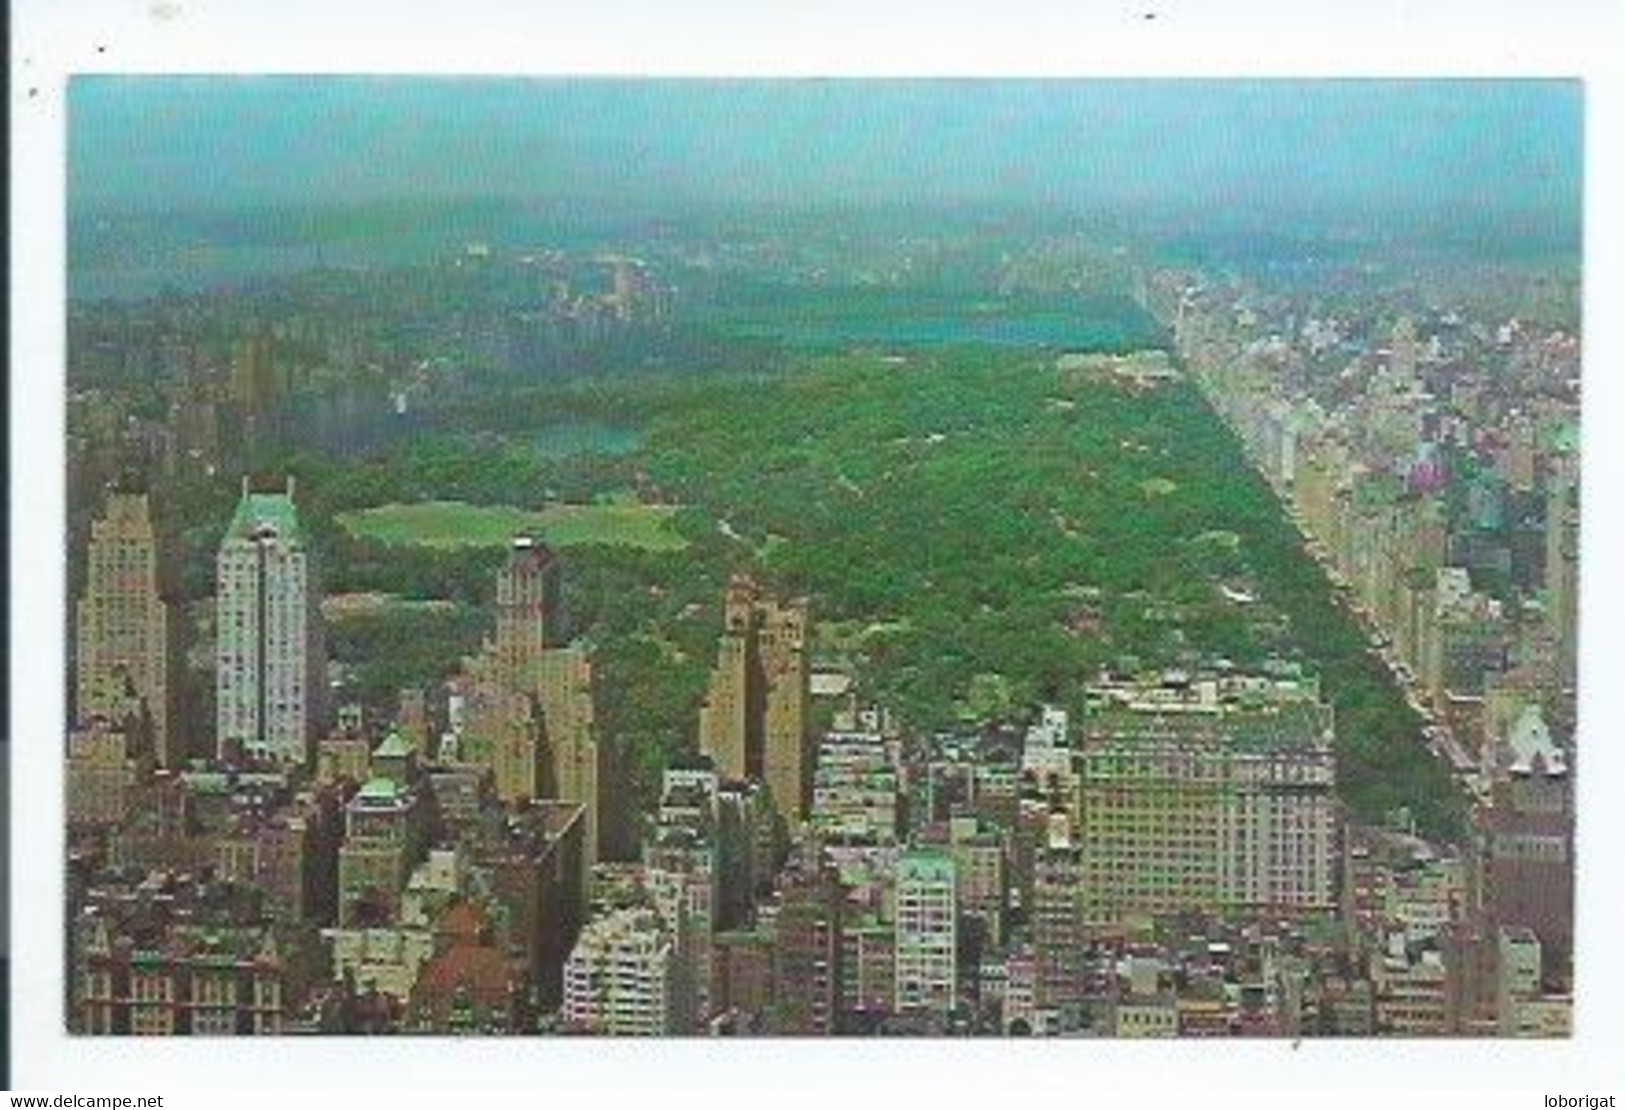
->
[698,577,811,825]
[75,491,174,766]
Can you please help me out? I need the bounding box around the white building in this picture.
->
[215,478,325,766]
[894,849,957,1017]
[1021,705,1072,783]
[1506,704,1568,776]
[563,907,675,1035]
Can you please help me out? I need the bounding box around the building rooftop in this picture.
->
[1507,704,1568,777]
[573,905,671,951]
[505,534,558,570]
[897,848,956,884]
[372,731,415,761]
[226,486,304,545]
[356,778,402,804]
[416,941,512,1002]
[1078,699,1333,755]
[436,900,491,944]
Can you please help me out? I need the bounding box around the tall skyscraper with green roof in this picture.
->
[215,476,326,766]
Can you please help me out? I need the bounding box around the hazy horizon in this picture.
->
[69,78,1582,229]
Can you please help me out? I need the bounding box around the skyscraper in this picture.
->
[536,646,603,866]
[458,653,546,806]
[476,537,605,867]
[1031,828,1087,1009]
[1479,707,1573,982]
[811,729,900,845]
[215,477,326,766]
[698,576,811,826]
[337,775,431,927]
[75,491,175,766]
[494,536,564,675]
[643,807,717,1033]
[769,863,845,1034]
[699,578,757,782]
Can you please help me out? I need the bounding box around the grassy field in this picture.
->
[320,592,463,620]
[336,499,688,551]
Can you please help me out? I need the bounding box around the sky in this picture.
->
[68,78,1582,223]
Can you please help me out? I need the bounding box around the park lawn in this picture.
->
[337,499,689,551]
[321,592,462,620]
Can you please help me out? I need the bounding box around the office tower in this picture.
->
[698,576,811,826]
[760,591,811,827]
[459,649,546,806]
[468,801,586,1013]
[481,538,604,867]
[946,817,1007,949]
[396,687,431,754]
[1389,315,1419,392]
[839,916,896,1030]
[1074,677,1339,926]
[562,907,675,1035]
[494,536,564,680]
[75,491,175,766]
[1478,711,1573,981]
[1021,705,1074,788]
[699,577,759,781]
[336,776,430,927]
[894,848,957,1018]
[1423,567,1511,703]
[66,716,151,828]
[641,851,709,1032]
[536,646,603,866]
[215,477,326,766]
[316,709,373,786]
[1032,832,1087,1009]
[715,778,777,926]
[769,864,845,1034]
[644,771,721,1032]
[1492,926,1569,1036]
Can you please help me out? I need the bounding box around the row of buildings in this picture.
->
[550,657,1568,1036]
[1153,269,1577,994]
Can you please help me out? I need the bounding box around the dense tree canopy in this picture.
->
[165,342,1464,838]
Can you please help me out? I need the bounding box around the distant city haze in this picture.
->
[70,78,1581,225]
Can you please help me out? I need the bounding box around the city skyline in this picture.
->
[13,0,1625,1093]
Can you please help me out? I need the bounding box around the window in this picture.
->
[192,1008,238,1036]
[130,1005,173,1035]
[132,973,170,1003]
